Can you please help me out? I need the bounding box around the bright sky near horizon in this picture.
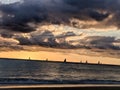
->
[0,0,20,4]
[0,0,120,65]
[0,51,120,65]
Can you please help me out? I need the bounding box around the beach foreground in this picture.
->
[0,58,120,89]
[1,84,120,90]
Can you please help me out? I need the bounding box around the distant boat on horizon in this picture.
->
[64,58,67,63]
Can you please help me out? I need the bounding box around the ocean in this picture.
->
[0,58,120,85]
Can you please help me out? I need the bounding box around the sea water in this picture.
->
[0,59,120,84]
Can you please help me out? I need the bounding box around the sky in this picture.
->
[0,0,21,4]
[0,0,120,65]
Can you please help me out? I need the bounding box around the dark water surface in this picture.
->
[0,58,120,84]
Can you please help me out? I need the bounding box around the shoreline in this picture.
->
[0,57,120,67]
[0,58,120,89]
[0,84,120,90]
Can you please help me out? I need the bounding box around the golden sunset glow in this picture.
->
[0,0,120,66]
[0,50,120,65]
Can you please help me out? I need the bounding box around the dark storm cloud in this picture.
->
[0,0,47,32]
[0,28,120,50]
[18,30,57,47]
[79,36,120,50]
[0,0,120,32]
[4,29,117,50]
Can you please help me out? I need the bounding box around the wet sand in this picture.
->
[0,84,120,90]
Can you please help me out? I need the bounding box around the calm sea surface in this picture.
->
[0,59,120,84]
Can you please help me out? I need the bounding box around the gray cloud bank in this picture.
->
[0,0,120,32]
[0,27,120,50]
[0,0,120,52]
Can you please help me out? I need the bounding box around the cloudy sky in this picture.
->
[0,0,120,65]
